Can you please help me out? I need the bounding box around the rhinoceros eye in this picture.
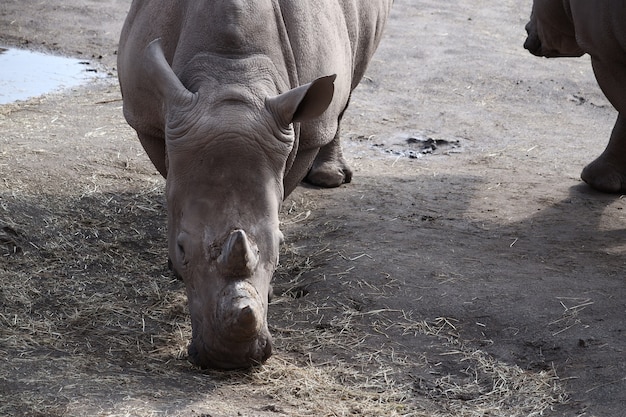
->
[176,238,189,267]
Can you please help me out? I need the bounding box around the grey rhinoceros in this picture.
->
[524,0,626,193]
[118,0,393,369]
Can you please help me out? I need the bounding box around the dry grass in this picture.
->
[0,188,568,416]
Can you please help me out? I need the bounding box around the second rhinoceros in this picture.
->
[117,0,393,369]
[524,0,626,193]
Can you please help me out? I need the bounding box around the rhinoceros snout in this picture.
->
[187,281,272,369]
[217,282,265,341]
[187,331,272,369]
[523,20,543,56]
[523,34,542,56]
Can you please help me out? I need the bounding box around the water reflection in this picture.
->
[0,46,102,104]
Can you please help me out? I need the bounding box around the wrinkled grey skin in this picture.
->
[524,0,626,193]
[118,0,392,369]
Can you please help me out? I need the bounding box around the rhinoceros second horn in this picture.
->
[217,229,259,278]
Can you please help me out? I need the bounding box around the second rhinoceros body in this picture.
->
[525,0,626,193]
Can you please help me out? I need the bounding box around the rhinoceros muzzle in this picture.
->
[216,280,266,341]
[188,280,272,369]
[187,229,273,369]
[523,32,543,57]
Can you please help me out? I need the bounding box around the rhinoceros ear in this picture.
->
[267,74,336,126]
[144,38,196,108]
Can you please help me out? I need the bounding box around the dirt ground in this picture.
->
[1,1,625,416]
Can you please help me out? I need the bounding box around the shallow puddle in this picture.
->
[0,46,103,104]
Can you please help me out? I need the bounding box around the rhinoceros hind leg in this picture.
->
[581,114,626,193]
[305,127,352,188]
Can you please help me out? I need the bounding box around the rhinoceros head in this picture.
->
[524,0,584,58]
[144,39,335,369]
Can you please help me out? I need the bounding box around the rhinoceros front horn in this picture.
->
[217,281,265,343]
[217,229,259,277]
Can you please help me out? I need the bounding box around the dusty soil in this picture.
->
[1,0,625,416]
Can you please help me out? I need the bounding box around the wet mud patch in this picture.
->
[348,132,463,159]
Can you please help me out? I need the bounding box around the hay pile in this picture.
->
[0,185,567,416]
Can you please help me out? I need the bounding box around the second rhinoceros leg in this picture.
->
[580,58,626,193]
[305,124,353,188]
[581,113,626,193]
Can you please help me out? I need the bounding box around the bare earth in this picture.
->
[1,1,625,416]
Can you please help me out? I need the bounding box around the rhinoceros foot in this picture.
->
[581,157,626,193]
[305,158,353,188]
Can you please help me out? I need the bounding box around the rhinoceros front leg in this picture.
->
[138,132,167,178]
[581,114,626,193]
[305,125,353,188]
[580,58,626,193]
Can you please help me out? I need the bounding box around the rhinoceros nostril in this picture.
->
[168,258,183,281]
